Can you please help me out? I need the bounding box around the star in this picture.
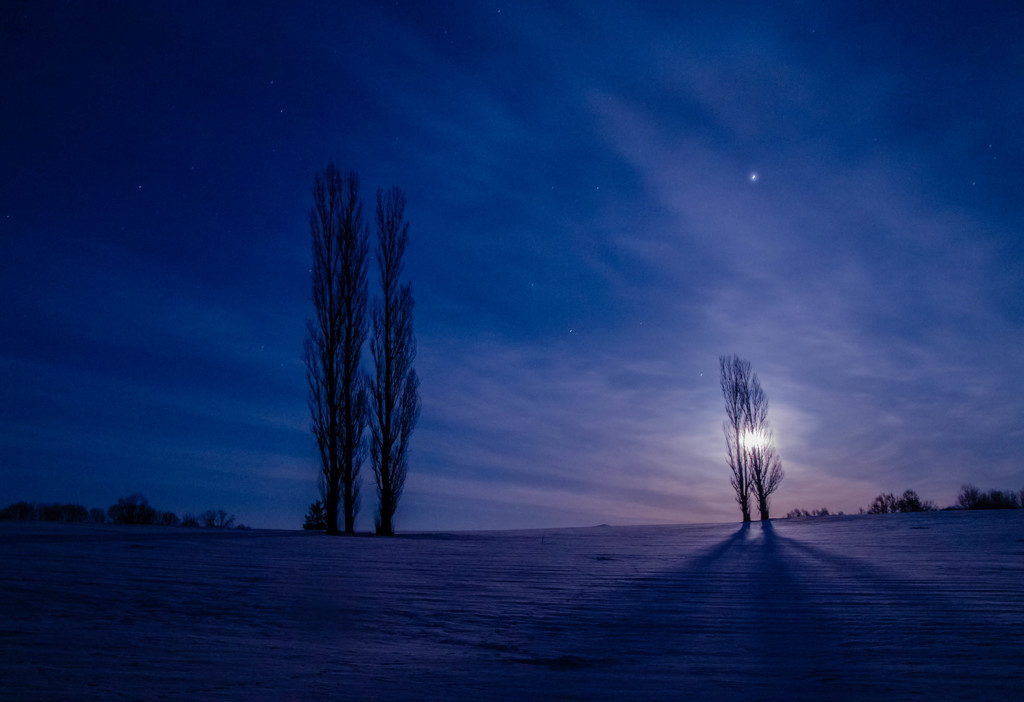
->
[749,172,758,183]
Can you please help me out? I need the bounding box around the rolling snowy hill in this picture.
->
[2,511,1022,699]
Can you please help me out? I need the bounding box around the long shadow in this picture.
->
[494,519,1024,699]
[768,530,1024,695]
[744,521,849,687]
[670,521,751,574]
[497,521,836,696]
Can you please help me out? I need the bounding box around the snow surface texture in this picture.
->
[2,511,1022,700]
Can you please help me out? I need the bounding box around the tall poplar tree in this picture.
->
[368,186,419,536]
[305,165,369,535]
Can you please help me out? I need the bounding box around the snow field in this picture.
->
[1,510,1022,700]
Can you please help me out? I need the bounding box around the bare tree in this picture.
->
[749,435,784,520]
[745,372,784,520]
[956,484,1020,510]
[107,494,157,525]
[305,165,369,535]
[201,509,235,528]
[368,187,420,536]
[720,355,753,522]
[720,355,784,521]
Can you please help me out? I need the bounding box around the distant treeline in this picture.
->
[788,484,1024,519]
[0,493,248,529]
[864,489,936,514]
[955,484,1023,510]
[786,507,841,518]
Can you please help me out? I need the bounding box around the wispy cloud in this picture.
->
[2,1,1021,528]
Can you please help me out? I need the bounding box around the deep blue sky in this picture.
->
[2,1,1022,530]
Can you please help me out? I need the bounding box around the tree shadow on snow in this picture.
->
[498,520,1024,699]
[497,522,839,696]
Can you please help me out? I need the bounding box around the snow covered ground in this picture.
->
[2,510,1022,700]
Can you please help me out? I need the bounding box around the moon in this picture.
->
[742,429,768,451]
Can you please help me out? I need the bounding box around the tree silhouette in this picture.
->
[867,489,935,513]
[201,509,235,528]
[868,492,899,514]
[107,494,157,525]
[0,502,93,522]
[335,171,370,535]
[0,502,37,520]
[305,165,370,535]
[745,375,784,521]
[158,511,180,527]
[303,500,327,530]
[719,355,783,521]
[368,187,420,536]
[956,484,1020,510]
[895,489,931,512]
[786,507,833,518]
[720,355,752,522]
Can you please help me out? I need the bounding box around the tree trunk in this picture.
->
[343,479,355,534]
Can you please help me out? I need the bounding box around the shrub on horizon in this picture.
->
[201,509,235,528]
[303,500,327,530]
[786,507,834,518]
[158,511,180,527]
[868,493,899,514]
[12,502,89,522]
[867,490,935,514]
[107,494,157,525]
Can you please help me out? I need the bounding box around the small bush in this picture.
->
[158,511,180,527]
[180,513,199,527]
[868,493,898,514]
[201,509,235,528]
[786,507,834,518]
[896,489,935,512]
[303,500,327,530]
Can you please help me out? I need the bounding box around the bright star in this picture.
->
[749,172,758,183]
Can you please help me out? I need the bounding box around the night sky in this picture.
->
[3,2,1023,531]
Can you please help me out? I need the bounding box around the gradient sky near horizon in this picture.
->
[2,1,1023,531]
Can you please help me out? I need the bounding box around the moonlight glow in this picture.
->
[741,430,769,452]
